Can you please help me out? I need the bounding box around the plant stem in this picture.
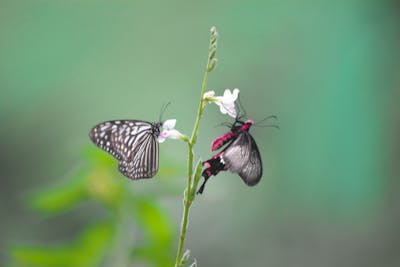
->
[174,88,207,267]
[174,60,211,267]
[190,71,209,145]
[174,26,217,267]
[174,143,192,267]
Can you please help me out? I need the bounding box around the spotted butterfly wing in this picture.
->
[89,120,162,179]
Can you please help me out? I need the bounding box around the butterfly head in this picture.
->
[238,119,254,132]
[152,121,163,136]
[229,116,254,132]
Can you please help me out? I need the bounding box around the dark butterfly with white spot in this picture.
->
[89,120,162,179]
[198,118,262,194]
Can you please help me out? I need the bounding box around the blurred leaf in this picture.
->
[10,245,73,267]
[72,222,115,267]
[28,169,89,214]
[29,145,129,214]
[17,137,181,267]
[135,199,174,247]
[131,198,175,267]
[10,222,114,267]
[83,145,116,167]
[86,166,125,208]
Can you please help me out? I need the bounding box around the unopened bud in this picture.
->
[207,58,217,72]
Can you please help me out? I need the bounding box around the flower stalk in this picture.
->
[174,26,218,267]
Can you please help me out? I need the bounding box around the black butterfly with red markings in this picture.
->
[198,118,262,194]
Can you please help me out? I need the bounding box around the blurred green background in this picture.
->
[1,0,399,266]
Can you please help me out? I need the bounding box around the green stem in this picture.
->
[174,62,211,267]
[175,143,193,264]
[190,71,208,145]
[174,26,217,267]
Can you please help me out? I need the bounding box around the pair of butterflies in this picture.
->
[89,117,262,194]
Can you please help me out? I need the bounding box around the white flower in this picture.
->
[158,119,184,143]
[203,88,239,118]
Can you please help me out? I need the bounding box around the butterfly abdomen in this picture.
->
[198,152,226,194]
[211,132,235,151]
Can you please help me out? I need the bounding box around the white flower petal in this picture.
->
[158,119,185,143]
[203,91,215,99]
[204,89,239,118]
[218,103,228,114]
[166,129,183,139]
[163,119,176,130]
[223,89,232,99]
[227,106,237,118]
[232,88,239,101]
[218,103,236,118]
[157,135,166,143]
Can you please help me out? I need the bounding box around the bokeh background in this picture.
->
[1,1,399,266]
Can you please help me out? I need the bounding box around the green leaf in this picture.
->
[83,145,115,167]
[134,199,173,247]
[131,198,175,266]
[9,222,114,267]
[72,222,115,266]
[28,169,89,214]
[10,245,73,267]
[190,160,203,200]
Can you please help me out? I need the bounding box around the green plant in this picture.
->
[9,26,238,267]
[9,146,179,267]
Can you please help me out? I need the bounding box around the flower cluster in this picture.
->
[158,89,240,143]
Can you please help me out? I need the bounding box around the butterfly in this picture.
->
[198,118,262,194]
[89,120,162,179]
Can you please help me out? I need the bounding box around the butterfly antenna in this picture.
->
[255,115,280,129]
[214,121,231,128]
[257,124,280,129]
[255,115,278,125]
[159,102,171,122]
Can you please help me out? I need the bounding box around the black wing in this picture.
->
[222,131,262,186]
[89,120,159,179]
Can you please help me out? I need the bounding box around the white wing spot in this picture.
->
[130,128,138,135]
[119,126,127,134]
